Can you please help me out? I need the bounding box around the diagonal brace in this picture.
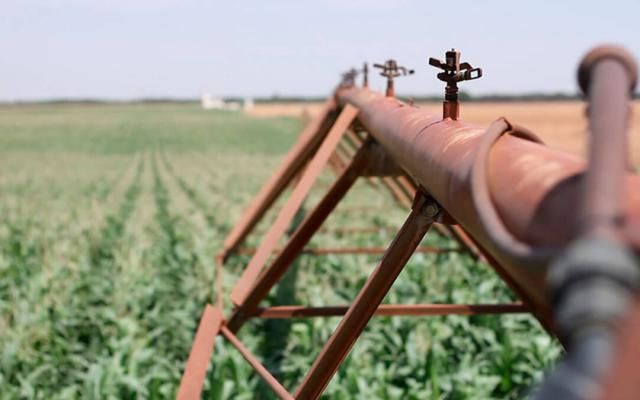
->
[294,191,440,399]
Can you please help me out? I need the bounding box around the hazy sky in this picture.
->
[2,0,639,100]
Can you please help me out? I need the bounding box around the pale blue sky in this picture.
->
[2,0,639,100]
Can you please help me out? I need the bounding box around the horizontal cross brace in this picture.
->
[234,246,459,256]
[250,303,528,318]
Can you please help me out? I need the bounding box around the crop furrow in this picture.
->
[99,153,140,205]
[0,158,146,394]
[88,158,144,266]
[160,153,225,234]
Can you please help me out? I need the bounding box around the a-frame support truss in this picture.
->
[178,102,530,400]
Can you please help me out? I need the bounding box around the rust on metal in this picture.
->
[449,224,484,260]
[429,48,482,120]
[177,305,224,400]
[251,303,528,318]
[598,299,640,400]
[318,226,394,234]
[344,128,411,205]
[234,245,458,256]
[227,141,379,332]
[220,99,338,262]
[327,151,345,175]
[215,254,224,312]
[373,59,414,97]
[230,104,359,307]
[295,192,440,399]
[220,326,295,400]
[534,45,640,399]
[577,46,638,239]
[178,45,640,399]
[336,86,640,315]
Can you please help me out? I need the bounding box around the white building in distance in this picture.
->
[201,93,224,110]
[201,93,254,113]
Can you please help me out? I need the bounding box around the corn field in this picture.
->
[0,103,560,399]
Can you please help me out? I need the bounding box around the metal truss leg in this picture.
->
[338,140,379,190]
[346,129,405,203]
[227,140,376,331]
[230,105,359,306]
[219,100,337,261]
[177,305,224,400]
[294,191,440,399]
[327,151,346,175]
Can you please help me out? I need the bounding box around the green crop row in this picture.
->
[0,103,560,399]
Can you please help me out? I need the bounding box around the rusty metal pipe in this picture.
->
[578,46,638,238]
[535,46,639,400]
[335,86,640,316]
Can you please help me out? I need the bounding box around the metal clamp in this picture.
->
[373,59,414,97]
[429,49,482,120]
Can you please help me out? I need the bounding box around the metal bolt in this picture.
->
[423,202,440,218]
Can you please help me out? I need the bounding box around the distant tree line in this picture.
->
[251,91,639,103]
[2,91,638,106]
